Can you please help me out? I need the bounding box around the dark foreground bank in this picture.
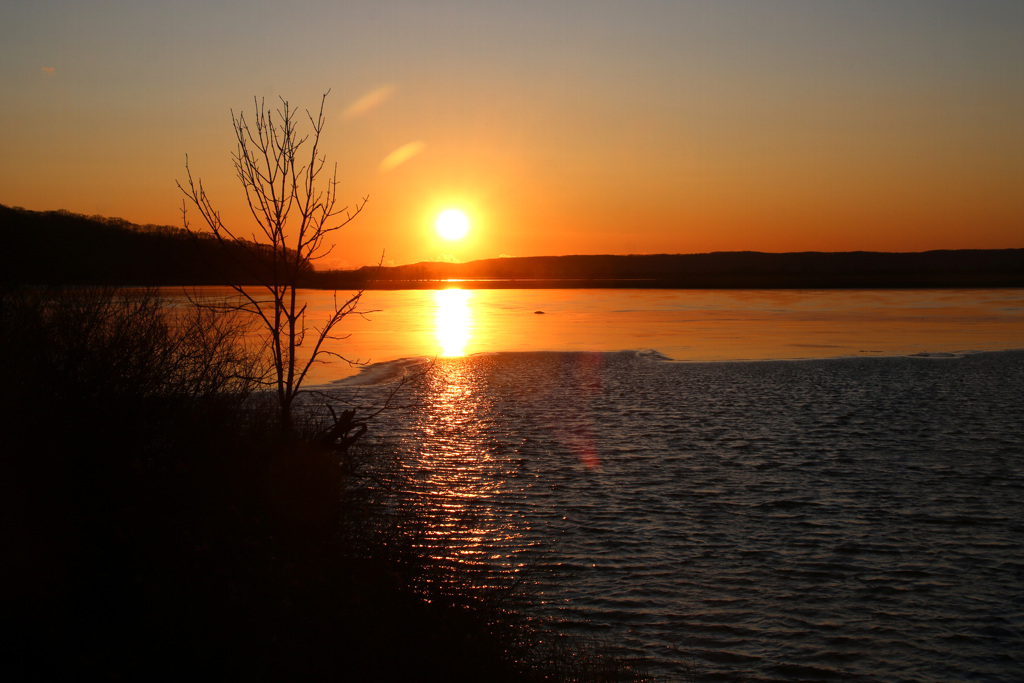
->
[0,287,651,682]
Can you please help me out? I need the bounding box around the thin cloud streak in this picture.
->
[344,84,396,119]
[379,141,425,172]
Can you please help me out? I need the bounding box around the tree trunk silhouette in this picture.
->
[178,91,367,435]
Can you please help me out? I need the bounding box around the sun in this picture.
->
[436,209,470,240]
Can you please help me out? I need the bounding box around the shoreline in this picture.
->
[313,276,1024,291]
[317,347,1024,388]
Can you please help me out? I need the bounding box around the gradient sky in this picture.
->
[2,0,1022,268]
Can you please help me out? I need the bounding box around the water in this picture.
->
[270,287,1024,383]
[287,288,1024,681]
[332,350,1024,682]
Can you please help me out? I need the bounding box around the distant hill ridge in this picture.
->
[336,250,1024,289]
[3,205,1022,288]
[0,204,307,285]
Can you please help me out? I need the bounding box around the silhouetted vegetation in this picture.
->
[0,287,650,681]
[178,92,368,436]
[6,204,1022,290]
[0,204,311,286]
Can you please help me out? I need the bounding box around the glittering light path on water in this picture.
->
[332,350,1024,682]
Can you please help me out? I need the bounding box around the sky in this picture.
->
[2,0,1023,268]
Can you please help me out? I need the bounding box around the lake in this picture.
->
[296,287,1024,384]
[275,288,1024,681]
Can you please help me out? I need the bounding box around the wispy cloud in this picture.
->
[344,84,395,119]
[379,141,425,172]
[41,67,56,76]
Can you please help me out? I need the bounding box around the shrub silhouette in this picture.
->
[0,287,652,681]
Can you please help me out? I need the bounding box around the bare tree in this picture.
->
[178,92,367,435]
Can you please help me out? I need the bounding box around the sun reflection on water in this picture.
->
[402,355,533,595]
[434,288,473,357]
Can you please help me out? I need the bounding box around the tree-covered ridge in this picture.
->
[5,204,1023,288]
[0,204,309,286]
[338,250,1024,289]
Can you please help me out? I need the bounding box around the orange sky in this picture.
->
[2,1,1022,268]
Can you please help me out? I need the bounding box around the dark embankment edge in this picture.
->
[0,287,652,682]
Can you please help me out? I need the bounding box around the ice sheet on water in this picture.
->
[328,349,673,388]
[634,348,673,362]
[328,356,432,386]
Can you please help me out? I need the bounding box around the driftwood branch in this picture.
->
[316,405,367,454]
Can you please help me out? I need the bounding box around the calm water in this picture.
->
[287,287,1024,383]
[303,289,1024,681]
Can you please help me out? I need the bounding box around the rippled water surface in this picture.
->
[329,350,1024,682]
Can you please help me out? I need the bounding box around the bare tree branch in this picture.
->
[178,92,368,435]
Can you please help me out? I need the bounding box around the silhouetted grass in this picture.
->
[0,286,653,682]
